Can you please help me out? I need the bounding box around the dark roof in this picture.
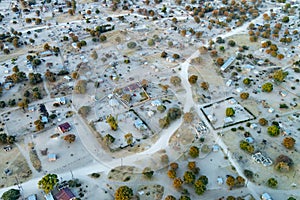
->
[54,188,75,200]
[58,122,71,130]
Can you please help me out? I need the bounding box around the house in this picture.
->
[134,119,147,130]
[268,107,274,113]
[250,123,258,129]
[44,193,55,200]
[228,98,237,104]
[279,91,287,97]
[212,144,220,152]
[58,122,71,133]
[261,193,273,200]
[40,50,53,57]
[63,75,72,81]
[226,79,233,87]
[48,153,56,162]
[224,117,234,124]
[217,177,223,185]
[4,82,13,90]
[236,87,243,93]
[54,187,76,200]
[26,194,37,200]
[28,106,35,112]
[245,137,254,143]
[41,116,48,123]
[220,56,235,71]
[151,99,162,107]
[55,97,66,105]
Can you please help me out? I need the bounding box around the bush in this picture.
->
[127,42,137,49]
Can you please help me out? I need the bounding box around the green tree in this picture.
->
[173,177,183,189]
[38,174,59,194]
[228,40,236,47]
[34,119,44,131]
[240,92,249,100]
[1,189,20,200]
[262,82,273,92]
[115,186,133,200]
[226,175,235,189]
[194,179,206,195]
[106,115,118,131]
[200,82,209,90]
[188,75,198,84]
[273,69,288,82]
[282,16,289,23]
[243,78,251,85]
[267,177,278,188]
[74,80,87,94]
[183,171,196,184]
[168,169,176,179]
[63,134,76,143]
[179,196,191,200]
[282,137,295,149]
[142,167,154,179]
[267,125,280,137]
[78,106,91,117]
[225,107,235,117]
[165,195,176,200]
[170,76,181,86]
[258,118,268,126]
[189,146,199,158]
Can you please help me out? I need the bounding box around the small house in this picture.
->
[55,97,66,105]
[44,193,55,200]
[212,144,220,152]
[58,122,71,133]
[250,123,258,129]
[224,117,234,124]
[134,119,147,130]
[28,106,35,112]
[151,99,162,107]
[26,194,37,200]
[41,116,49,123]
[48,153,56,162]
[217,177,223,185]
[245,137,254,144]
[54,187,76,200]
[268,107,274,113]
[226,79,233,87]
[279,91,287,97]
[228,98,237,104]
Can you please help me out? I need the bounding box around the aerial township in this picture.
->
[0,0,299,200]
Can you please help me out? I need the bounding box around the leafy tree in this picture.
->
[170,76,181,86]
[127,42,137,49]
[115,186,133,200]
[273,69,288,82]
[243,78,251,85]
[45,70,56,82]
[282,137,295,149]
[282,16,289,23]
[258,118,268,126]
[275,154,293,172]
[188,75,198,84]
[228,40,236,47]
[179,196,191,200]
[167,107,182,121]
[216,57,224,66]
[183,171,195,184]
[64,134,76,143]
[194,179,206,195]
[243,169,253,179]
[225,107,235,117]
[169,162,179,170]
[173,177,183,189]
[240,141,254,154]
[142,167,154,179]
[38,174,59,194]
[78,106,91,117]
[235,176,245,186]
[74,80,87,94]
[189,146,199,158]
[287,197,296,200]
[157,105,166,113]
[200,82,209,90]
[44,43,50,50]
[165,195,176,200]
[240,92,249,100]
[159,116,170,128]
[1,189,20,200]
[262,82,273,92]
[34,119,44,131]
[267,125,280,137]
[106,115,118,131]
[226,175,235,189]
[167,169,176,179]
[267,177,278,188]
[198,176,208,185]
[183,112,194,123]
[124,133,133,145]
[104,134,115,144]
[90,50,98,60]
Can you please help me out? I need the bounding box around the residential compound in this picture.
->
[0,0,299,200]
